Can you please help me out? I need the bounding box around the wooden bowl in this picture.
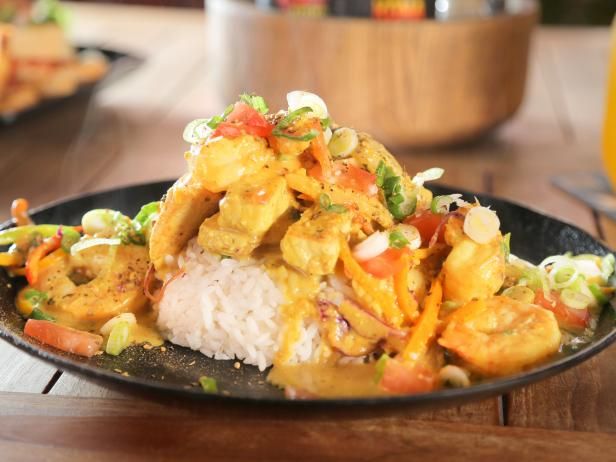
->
[205,0,538,148]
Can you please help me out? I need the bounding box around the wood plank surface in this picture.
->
[0,393,613,462]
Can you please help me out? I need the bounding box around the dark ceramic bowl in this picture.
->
[0,181,614,405]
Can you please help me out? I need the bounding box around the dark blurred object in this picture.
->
[541,0,615,26]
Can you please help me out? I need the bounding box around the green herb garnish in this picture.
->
[389,230,409,249]
[318,194,348,214]
[24,289,48,306]
[30,308,55,322]
[320,117,331,130]
[199,376,218,393]
[374,354,389,384]
[376,161,417,220]
[239,93,269,114]
[272,129,319,142]
[502,232,511,260]
[272,107,319,141]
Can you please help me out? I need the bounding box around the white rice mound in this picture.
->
[156,239,320,371]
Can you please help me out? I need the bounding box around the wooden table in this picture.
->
[1,4,615,460]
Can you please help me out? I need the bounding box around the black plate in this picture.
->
[1,181,615,405]
[0,47,142,125]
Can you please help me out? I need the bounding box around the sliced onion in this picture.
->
[328,127,358,159]
[574,258,602,280]
[392,224,421,250]
[549,263,579,289]
[439,365,470,388]
[411,167,444,186]
[286,91,328,119]
[430,194,462,214]
[560,289,592,310]
[100,313,137,336]
[463,206,500,244]
[502,285,535,304]
[352,231,389,261]
[70,237,121,255]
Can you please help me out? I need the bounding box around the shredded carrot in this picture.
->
[11,198,33,227]
[393,253,418,324]
[309,125,333,180]
[402,277,443,364]
[338,236,404,327]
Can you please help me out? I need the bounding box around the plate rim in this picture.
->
[1,180,615,405]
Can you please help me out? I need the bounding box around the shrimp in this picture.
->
[442,213,505,304]
[438,296,562,376]
[35,244,149,327]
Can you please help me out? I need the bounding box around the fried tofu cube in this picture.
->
[189,135,274,193]
[281,206,352,275]
[198,213,260,258]
[218,173,293,237]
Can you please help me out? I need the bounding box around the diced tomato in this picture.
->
[310,161,378,196]
[405,212,446,246]
[379,358,436,394]
[211,102,273,139]
[24,319,103,358]
[534,290,589,332]
[360,248,409,279]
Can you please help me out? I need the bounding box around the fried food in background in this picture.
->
[0,0,109,115]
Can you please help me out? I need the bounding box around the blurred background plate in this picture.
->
[0,47,142,126]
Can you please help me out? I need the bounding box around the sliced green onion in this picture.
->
[391,224,421,250]
[30,308,55,322]
[589,283,609,305]
[601,254,615,282]
[502,233,511,260]
[388,230,409,249]
[70,237,122,256]
[430,194,459,214]
[319,193,331,210]
[133,201,160,241]
[286,91,328,119]
[328,127,358,159]
[374,354,389,384]
[105,321,131,356]
[272,128,318,142]
[277,106,313,130]
[320,117,331,130]
[23,289,48,306]
[502,285,535,304]
[327,204,348,214]
[560,289,593,310]
[182,118,210,143]
[549,264,579,289]
[199,375,218,393]
[0,225,63,246]
[100,313,137,336]
[239,93,269,114]
[60,227,81,252]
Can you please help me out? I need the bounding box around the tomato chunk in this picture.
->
[405,212,446,246]
[359,248,409,279]
[24,319,103,357]
[212,102,273,138]
[379,358,436,394]
[534,290,589,332]
[310,161,377,196]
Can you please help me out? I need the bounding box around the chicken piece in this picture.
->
[188,135,274,193]
[351,133,432,213]
[198,213,260,258]
[218,171,294,237]
[286,170,393,229]
[442,215,506,304]
[281,206,352,275]
[267,113,313,158]
[149,173,221,274]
